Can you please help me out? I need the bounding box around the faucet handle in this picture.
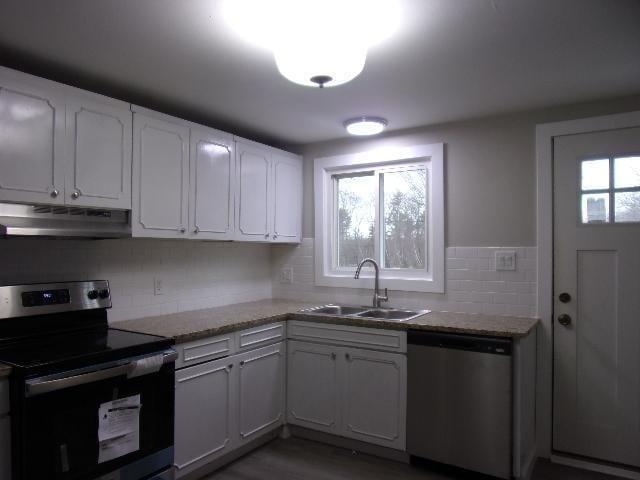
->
[381,288,389,302]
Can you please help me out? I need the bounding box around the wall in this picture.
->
[0,238,272,322]
[295,94,640,246]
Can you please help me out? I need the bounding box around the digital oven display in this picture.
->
[21,289,71,307]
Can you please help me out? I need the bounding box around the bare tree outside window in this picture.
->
[337,174,375,267]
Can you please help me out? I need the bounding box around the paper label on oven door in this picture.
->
[97,394,141,464]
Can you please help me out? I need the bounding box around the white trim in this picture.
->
[535,110,640,459]
[550,455,640,480]
[314,143,445,293]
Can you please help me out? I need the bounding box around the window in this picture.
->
[580,156,640,224]
[314,144,444,293]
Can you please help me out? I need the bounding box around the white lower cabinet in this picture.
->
[174,356,237,475]
[174,341,285,478]
[287,341,340,434]
[287,340,407,450]
[237,342,286,444]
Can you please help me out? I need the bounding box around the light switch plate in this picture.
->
[280,267,293,284]
[495,250,516,271]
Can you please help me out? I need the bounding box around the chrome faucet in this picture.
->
[354,258,389,308]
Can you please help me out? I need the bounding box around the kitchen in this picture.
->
[0,1,639,479]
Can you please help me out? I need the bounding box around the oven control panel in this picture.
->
[21,289,70,307]
[0,281,112,319]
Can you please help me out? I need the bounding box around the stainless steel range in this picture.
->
[0,281,176,480]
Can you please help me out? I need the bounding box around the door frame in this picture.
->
[535,110,640,462]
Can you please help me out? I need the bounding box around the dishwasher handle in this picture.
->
[408,330,512,355]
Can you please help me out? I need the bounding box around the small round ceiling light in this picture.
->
[344,117,388,136]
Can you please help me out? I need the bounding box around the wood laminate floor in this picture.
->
[205,437,619,480]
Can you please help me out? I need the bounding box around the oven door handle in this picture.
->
[25,350,177,397]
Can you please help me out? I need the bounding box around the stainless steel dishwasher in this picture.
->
[407,330,512,479]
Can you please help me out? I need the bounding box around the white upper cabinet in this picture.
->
[0,67,66,205]
[132,111,190,238]
[235,138,303,243]
[65,92,132,209]
[235,140,271,241]
[0,66,132,209]
[272,151,302,243]
[189,127,235,240]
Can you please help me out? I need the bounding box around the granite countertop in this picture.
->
[0,363,12,379]
[115,298,538,344]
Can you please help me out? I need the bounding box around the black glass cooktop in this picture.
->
[0,328,173,375]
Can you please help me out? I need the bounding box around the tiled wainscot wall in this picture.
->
[0,239,273,322]
[272,238,537,317]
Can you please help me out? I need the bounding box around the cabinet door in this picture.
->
[0,416,9,480]
[132,113,189,238]
[237,342,285,444]
[341,348,407,450]
[174,357,237,477]
[65,93,132,209]
[271,152,302,243]
[235,141,271,241]
[287,340,340,434]
[189,128,235,240]
[0,67,65,205]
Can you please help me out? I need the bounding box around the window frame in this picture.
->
[314,143,445,293]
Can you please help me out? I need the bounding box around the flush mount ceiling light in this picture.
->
[344,117,388,136]
[223,0,401,88]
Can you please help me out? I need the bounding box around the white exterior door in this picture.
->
[342,348,406,450]
[287,341,340,434]
[0,67,65,205]
[553,127,640,467]
[174,357,237,477]
[236,342,285,445]
[271,152,302,243]
[65,93,131,209]
[132,113,189,238]
[235,141,271,241]
[189,128,235,240]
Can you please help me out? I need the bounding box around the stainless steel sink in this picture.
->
[299,304,430,322]
[304,305,370,316]
[356,309,428,321]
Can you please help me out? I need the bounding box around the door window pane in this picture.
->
[614,156,640,189]
[581,159,609,191]
[615,192,640,222]
[336,174,375,267]
[581,193,610,224]
[382,169,427,269]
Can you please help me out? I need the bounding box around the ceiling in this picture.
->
[0,0,638,146]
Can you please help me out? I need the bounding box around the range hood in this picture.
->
[0,203,131,238]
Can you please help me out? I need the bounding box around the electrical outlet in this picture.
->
[280,267,293,284]
[495,251,516,271]
[154,277,164,295]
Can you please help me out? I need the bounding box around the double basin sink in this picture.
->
[299,304,430,322]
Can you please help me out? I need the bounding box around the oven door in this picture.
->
[11,352,175,480]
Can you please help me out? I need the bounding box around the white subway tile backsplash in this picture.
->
[0,238,273,323]
[272,239,537,317]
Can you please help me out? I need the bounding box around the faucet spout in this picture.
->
[354,258,389,308]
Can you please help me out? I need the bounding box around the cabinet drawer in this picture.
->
[176,334,235,369]
[287,321,406,353]
[0,380,8,415]
[237,322,285,352]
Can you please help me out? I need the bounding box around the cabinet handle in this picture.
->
[331,353,336,360]
[71,191,80,200]
[179,227,186,233]
[50,189,59,198]
[228,364,233,369]
[345,353,351,361]
[239,360,245,367]
[264,233,269,239]
[273,234,278,240]
[194,226,200,234]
